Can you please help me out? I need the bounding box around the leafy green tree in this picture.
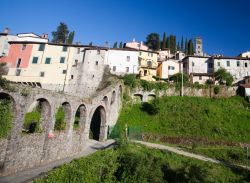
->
[119,42,123,48]
[146,33,161,51]
[181,36,184,51]
[113,42,118,48]
[162,32,167,49]
[52,22,69,43]
[169,73,189,84]
[67,31,74,44]
[214,68,234,86]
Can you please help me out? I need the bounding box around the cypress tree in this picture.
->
[119,42,123,48]
[67,31,75,44]
[89,42,93,46]
[162,32,167,49]
[169,35,176,54]
[166,37,170,49]
[185,38,188,54]
[188,39,194,55]
[113,42,118,48]
[181,36,184,51]
[177,41,180,51]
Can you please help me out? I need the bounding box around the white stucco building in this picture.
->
[213,57,250,83]
[124,39,148,51]
[239,51,250,58]
[182,56,213,84]
[107,48,139,75]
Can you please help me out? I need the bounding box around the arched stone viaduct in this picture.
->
[0,83,122,176]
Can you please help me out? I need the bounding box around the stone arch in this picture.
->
[0,92,17,137]
[54,102,71,132]
[89,105,106,141]
[110,91,116,105]
[24,98,51,133]
[148,94,156,102]
[74,104,87,131]
[133,93,143,103]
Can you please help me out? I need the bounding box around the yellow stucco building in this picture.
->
[138,50,158,81]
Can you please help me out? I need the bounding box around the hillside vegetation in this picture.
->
[115,96,250,143]
[35,143,250,183]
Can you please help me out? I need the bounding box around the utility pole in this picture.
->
[181,62,183,96]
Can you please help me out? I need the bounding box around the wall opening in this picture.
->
[103,96,108,106]
[133,94,143,103]
[89,106,106,141]
[148,94,156,102]
[0,93,15,139]
[23,98,50,134]
[54,102,71,131]
[74,104,86,131]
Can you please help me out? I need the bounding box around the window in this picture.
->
[208,63,213,68]
[138,60,141,66]
[126,56,130,62]
[32,57,38,64]
[217,62,220,66]
[40,72,45,77]
[147,61,152,67]
[71,75,74,79]
[62,70,67,74]
[139,52,142,56]
[126,67,129,72]
[227,61,230,67]
[199,76,202,80]
[97,49,100,54]
[60,57,65,63]
[151,53,153,57]
[237,61,240,67]
[113,66,116,71]
[22,44,26,51]
[148,53,150,56]
[96,61,98,65]
[144,70,147,76]
[45,57,51,64]
[15,69,21,76]
[75,60,78,65]
[77,48,80,54]
[38,44,45,51]
[62,46,67,52]
[16,58,21,68]
[198,46,201,49]
[245,62,248,68]
[183,63,186,68]
[192,62,195,66]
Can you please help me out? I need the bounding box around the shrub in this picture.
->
[205,79,213,85]
[140,80,154,91]
[214,68,234,86]
[141,98,160,115]
[55,106,66,131]
[214,86,220,95]
[193,82,203,89]
[0,99,13,138]
[122,74,137,88]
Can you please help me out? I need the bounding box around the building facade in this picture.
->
[157,59,180,79]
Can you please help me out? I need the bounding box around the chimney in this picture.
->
[40,33,48,39]
[3,27,9,34]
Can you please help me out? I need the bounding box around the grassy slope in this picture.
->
[117,96,250,142]
[35,143,250,183]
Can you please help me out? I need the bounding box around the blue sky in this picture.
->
[0,0,249,56]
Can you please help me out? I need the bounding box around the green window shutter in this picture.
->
[60,57,65,63]
[32,57,38,64]
[38,44,45,51]
[62,46,67,52]
[45,57,51,64]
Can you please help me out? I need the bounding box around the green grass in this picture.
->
[116,96,250,143]
[54,106,66,131]
[35,143,250,183]
[23,107,41,133]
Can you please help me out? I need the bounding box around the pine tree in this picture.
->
[119,42,123,48]
[67,31,75,44]
[181,36,184,51]
[89,42,93,46]
[162,32,167,50]
[113,42,118,48]
[52,22,69,43]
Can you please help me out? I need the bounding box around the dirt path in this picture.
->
[132,140,250,171]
